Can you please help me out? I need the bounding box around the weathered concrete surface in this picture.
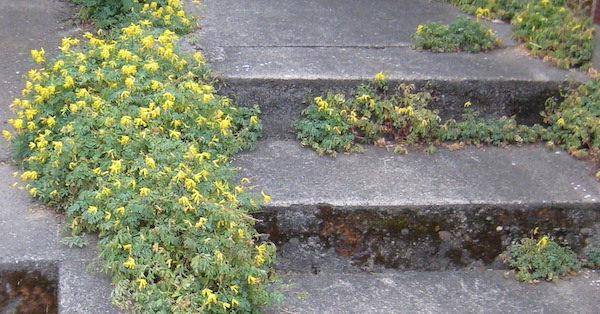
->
[186,0,591,138]
[234,140,600,208]
[264,269,600,314]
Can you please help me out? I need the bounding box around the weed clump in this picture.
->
[503,235,581,282]
[293,74,546,157]
[438,0,595,69]
[587,246,600,267]
[412,16,501,53]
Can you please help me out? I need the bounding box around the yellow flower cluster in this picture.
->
[475,7,491,19]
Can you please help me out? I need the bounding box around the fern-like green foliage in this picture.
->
[293,75,546,156]
[543,80,600,163]
[412,16,501,53]
[504,236,581,282]
[437,0,595,69]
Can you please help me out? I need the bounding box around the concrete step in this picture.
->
[184,0,591,138]
[263,269,600,313]
[232,140,600,271]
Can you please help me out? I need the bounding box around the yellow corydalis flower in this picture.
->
[557,118,565,126]
[144,60,159,72]
[119,135,130,145]
[139,19,153,28]
[76,88,90,99]
[136,278,147,290]
[64,76,75,88]
[9,118,24,130]
[222,303,231,311]
[261,191,271,204]
[52,60,64,72]
[116,207,125,215]
[145,157,156,170]
[356,94,371,102]
[537,236,549,249]
[195,217,208,228]
[31,48,45,64]
[25,109,38,121]
[117,49,135,62]
[315,96,329,112]
[173,170,187,181]
[109,160,122,174]
[177,196,194,211]
[121,65,137,76]
[374,72,385,82]
[20,171,38,180]
[214,250,223,262]
[184,178,196,190]
[203,93,214,104]
[399,105,414,116]
[247,275,259,285]
[122,23,142,37]
[416,24,424,34]
[28,69,42,82]
[120,115,133,126]
[256,243,267,255]
[88,206,98,215]
[124,76,135,88]
[123,257,136,269]
[193,52,205,65]
[151,80,163,91]
[139,188,151,196]
[141,35,154,49]
[2,130,11,141]
[100,47,111,59]
[475,7,491,19]
[255,254,265,266]
[202,289,217,304]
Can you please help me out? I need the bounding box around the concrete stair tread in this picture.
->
[233,140,600,208]
[265,269,600,313]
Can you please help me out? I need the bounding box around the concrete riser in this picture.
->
[255,204,600,272]
[217,78,565,139]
